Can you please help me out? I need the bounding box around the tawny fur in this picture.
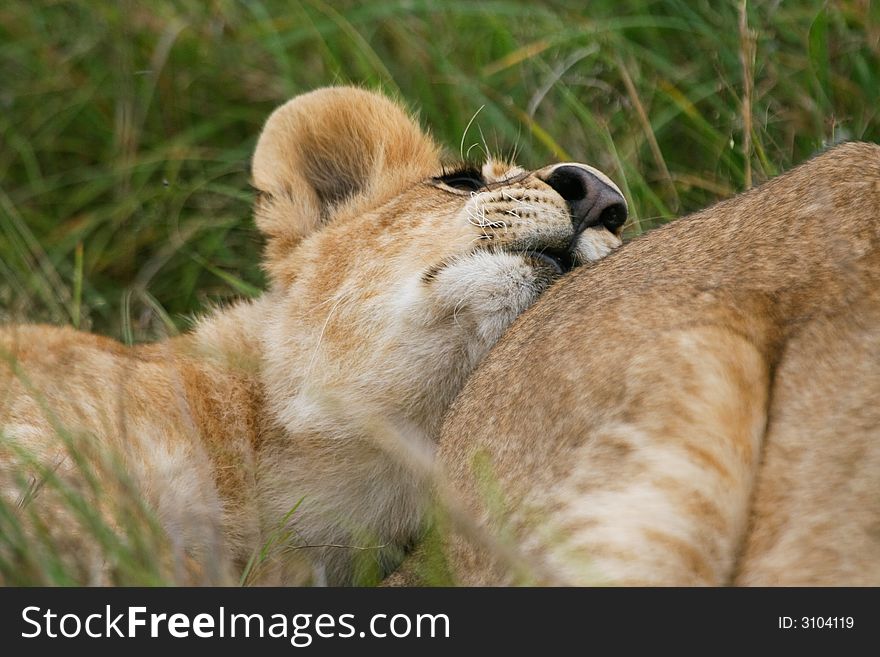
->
[395,141,880,587]
[0,86,624,585]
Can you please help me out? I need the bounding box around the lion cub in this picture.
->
[421,141,880,586]
[0,86,626,585]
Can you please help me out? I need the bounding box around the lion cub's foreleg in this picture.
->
[439,322,771,586]
[533,326,769,585]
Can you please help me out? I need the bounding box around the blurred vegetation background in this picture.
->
[2,0,878,339]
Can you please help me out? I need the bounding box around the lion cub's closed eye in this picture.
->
[0,86,625,585]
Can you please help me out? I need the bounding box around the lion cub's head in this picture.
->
[251,87,626,439]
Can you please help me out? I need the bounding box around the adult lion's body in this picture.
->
[0,87,626,585]
[429,141,880,586]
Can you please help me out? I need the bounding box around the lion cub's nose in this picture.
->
[540,164,628,234]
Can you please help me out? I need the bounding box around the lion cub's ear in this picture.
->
[252,86,441,273]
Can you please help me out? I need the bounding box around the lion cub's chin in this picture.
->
[575,226,624,263]
[427,239,619,348]
[428,252,560,345]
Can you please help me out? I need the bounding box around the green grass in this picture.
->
[1,0,879,584]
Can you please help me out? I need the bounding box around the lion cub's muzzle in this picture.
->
[540,164,628,237]
[521,164,627,274]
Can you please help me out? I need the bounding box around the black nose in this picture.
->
[542,165,628,234]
